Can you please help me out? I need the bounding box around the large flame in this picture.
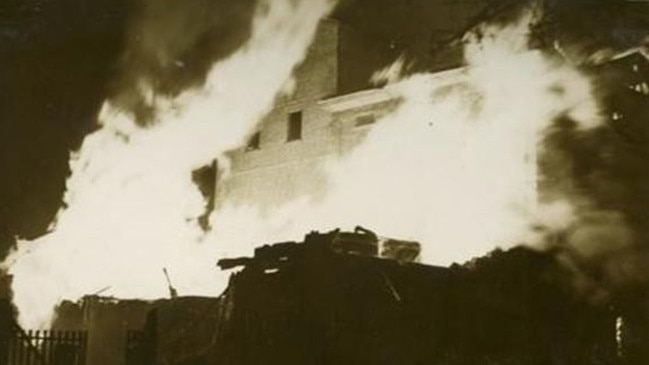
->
[206,12,602,264]
[3,0,335,329]
[4,7,608,329]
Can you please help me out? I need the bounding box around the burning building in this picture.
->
[36,43,647,364]
[113,229,618,365]
[213,3,490,210]
[206,9,649,364]
[2,1,648,365]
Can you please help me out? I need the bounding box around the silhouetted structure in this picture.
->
[123,230,620,365]
[1,299,87,365]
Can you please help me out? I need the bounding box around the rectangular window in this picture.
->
[354,114,376,127]
[246,131,261,151]
[287,111,302,142]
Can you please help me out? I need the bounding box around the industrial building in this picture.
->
[2,1,648,365]
[213,1,486,210]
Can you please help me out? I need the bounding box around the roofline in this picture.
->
[317,67,467,113]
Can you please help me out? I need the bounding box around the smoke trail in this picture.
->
[2,0,336,329]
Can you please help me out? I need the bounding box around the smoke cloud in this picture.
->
[539,102,649,299]
[106,0,257,124]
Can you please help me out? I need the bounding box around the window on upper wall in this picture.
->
[246,132,261,151]
[354,114,376,127]
[287,111,302,141]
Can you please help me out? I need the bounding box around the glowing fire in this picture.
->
[3,7,606,329]
[206,12,601,265]
[2,0,336,328]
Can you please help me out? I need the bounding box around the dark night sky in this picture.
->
[1,0,648,260]
[0,0,130,255]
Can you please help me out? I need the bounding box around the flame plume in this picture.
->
[4,5,628,331]
[205,11,603,266]
[3,0,336,329]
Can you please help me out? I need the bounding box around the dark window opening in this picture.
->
[287,111,302,141]
[355,114,376,127]
[192,159,218,230]
[246,132,261,151]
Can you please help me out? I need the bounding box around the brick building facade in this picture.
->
[213,4,483,210]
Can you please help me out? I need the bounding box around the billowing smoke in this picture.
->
[107,0,257,124]
[2,0,336,328]
[538,85,649,300]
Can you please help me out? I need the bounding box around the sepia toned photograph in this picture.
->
[1,0,648,364]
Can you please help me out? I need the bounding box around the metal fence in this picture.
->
[2,326,87,365]
[125,330,154,365]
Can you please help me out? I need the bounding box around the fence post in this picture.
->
[0,300,10,365]
[0,326,89,365]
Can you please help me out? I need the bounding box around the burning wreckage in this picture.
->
[2,227,643,365]
[3,2,649,364]
[3,40,649,365]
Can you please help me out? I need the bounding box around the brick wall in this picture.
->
[215,19,395,210]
